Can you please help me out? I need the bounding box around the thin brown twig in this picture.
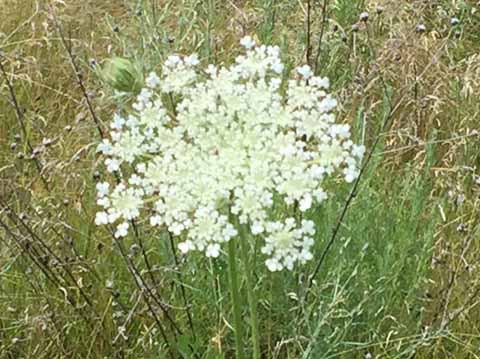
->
[167,230,197,341]
[2,201,102,319]
[314,0,330,74]
[0,216,104,340]
[302,18,453,306]
[0,56,49,189]
[306,0,312,65]
[112,234,178,359]
[113,229,200,358]
[48,10,188,351]
[49,6,104,139]
[0,233,69,357]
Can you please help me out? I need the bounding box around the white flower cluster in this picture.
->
[95,36,365,271]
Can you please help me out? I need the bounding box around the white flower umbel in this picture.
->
[96,36,365,271]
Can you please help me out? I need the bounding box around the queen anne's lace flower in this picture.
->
[96,37,365,271]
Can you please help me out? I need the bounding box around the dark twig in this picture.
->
[111,232,182,335]
[49,8,184,347]
[2,201,102,319]
[302,21,395,306]
[306,0,312,65]
[131,220,161,293]
[0,57,49,189]
[167,230,196,341]
[110,228,201,359]
[49,6,104,139]
[112,234,178,359]
[301,19,452,307]
[0,216,104,339]
[313,0,330,74]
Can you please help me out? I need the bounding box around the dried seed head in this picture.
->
[42,138,53,147]
[113,311,124,319]
[376,6,384,15]
[75,112,87,123]
[32,146,43,156]
[474,175,480,185]
[129,243,140,255]
[416,24,426,33]
[359,12,369,22]
[352,24,360,32]
[106,280,114,290]
[64,125,72,132]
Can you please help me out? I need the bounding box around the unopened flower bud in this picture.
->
[100,57,144,93]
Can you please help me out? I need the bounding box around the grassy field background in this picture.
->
[1,0,480,358]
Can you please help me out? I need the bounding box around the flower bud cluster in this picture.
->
[96,37,365,271]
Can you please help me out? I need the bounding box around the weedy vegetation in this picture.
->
[1,0,479,358]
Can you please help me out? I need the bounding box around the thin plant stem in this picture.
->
[113,236,177,359]
[49,6,105,139]
[0,57,49,189]
[238,225,260,359]
[306,0,312,65]
[227,236,245,359]
[314,0,330,74]
[167,231,197,341]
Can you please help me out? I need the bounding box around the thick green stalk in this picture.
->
[227,237,245,359]
[239,226,261,359]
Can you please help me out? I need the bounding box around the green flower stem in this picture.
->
[238,225,261,359]
[227,236,245,359]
